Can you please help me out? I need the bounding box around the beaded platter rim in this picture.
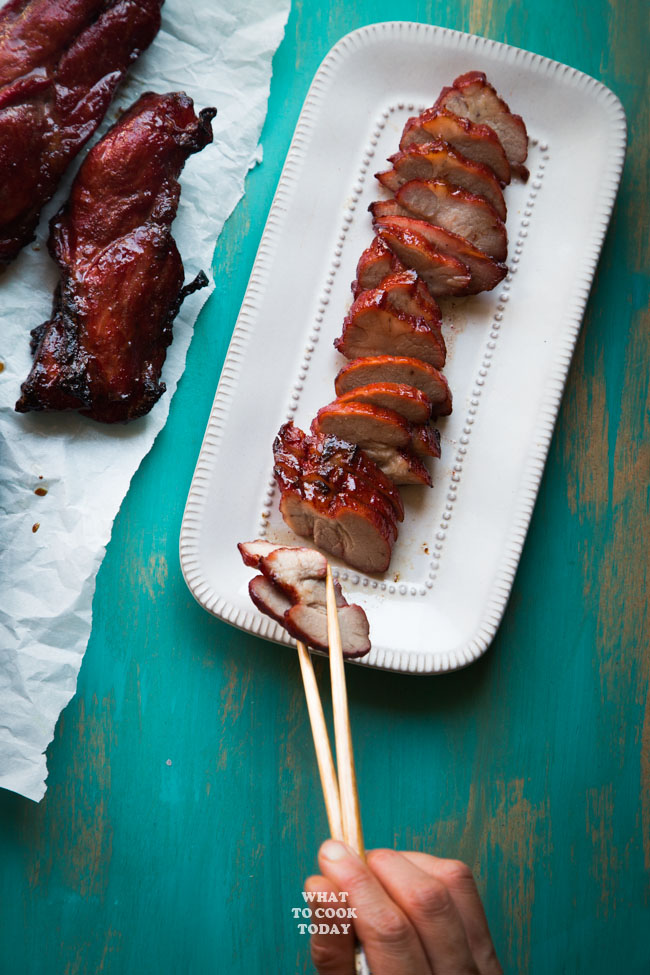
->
[179,22,627,675]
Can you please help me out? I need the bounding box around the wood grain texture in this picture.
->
[1,1,649,972]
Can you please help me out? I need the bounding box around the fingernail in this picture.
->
[321,839,350,861]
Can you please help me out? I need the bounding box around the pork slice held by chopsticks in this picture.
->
[239,542,371,658]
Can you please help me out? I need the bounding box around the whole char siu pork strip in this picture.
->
[238,541,371,657]
[0,0,163,264]
[16,92,216,423]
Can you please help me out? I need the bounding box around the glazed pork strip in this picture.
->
[16,92,216,423]
[0,0,163,264]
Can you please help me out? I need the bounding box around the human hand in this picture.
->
[304,841,502,974]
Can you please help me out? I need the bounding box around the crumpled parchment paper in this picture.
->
[0,0,291,801]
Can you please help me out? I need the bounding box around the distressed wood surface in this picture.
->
[1,1,648,972]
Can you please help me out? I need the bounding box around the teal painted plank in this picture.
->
[1,1,649,974]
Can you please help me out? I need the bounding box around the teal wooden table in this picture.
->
[1,2,648,972]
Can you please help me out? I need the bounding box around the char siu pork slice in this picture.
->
[313,401,411,450]
[335,355,452,417]
[433,72,528,177]
[376,224,471,299]
[248,576,292,628]
[249,575,292,625]
[353,236,405,295]
[313,401,440,461]
[374,216,506,295]
[238,539,280,567]
[410,424,441,458]
[395,180,507,261]
[273,423,400,574]
[368,200,412,221]
[285,600,371,657]
[364,444,433,486]
[400,109,511,185]
[240,543,371,657]
[377,142,506,220]
[335,287,447,367]
[336,382,433,423]
[357,273,442,326]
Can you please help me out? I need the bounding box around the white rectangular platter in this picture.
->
[180,23,626,674]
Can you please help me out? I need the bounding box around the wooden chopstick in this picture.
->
[297,570,370,974]
[325,565,366,860]
[296,640,344,842]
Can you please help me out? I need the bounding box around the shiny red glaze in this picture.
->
[16,92,216,423]
[0,0,163,263]
[273,422,404,525]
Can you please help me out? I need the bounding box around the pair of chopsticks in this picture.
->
[296,565,370,975]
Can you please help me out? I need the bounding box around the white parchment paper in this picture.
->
[0,0,291,801]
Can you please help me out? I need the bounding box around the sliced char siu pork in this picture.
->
[269,71,527,574]
[377,142,506,220]
[312,403,438,486]
[238,539,279,567]
[433,71,528,178]
[335,286,447,367]
[373,215,507,294]
[375,223,471,299]
[335,382,433,423]
[238,541,371,657]
[400,109,511,185]
[334,355,452,417]
[353,236,404,295]
[373,270,442,322]
[363,445,432,486]
[273,423,401,574]
[313,401,440,460]
[394,180,507,261]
